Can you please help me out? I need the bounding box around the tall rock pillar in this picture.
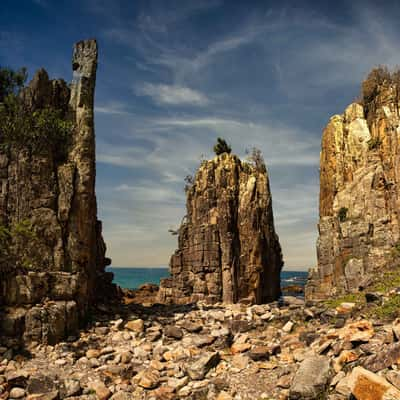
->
[0,39,114,344]
[159,153,283,305]
[306,71,400,300]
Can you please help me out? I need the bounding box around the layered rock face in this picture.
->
[0,40,113,344]
[159,153,283,305]
[306,76,400,300]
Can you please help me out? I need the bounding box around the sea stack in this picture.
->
[0,40,114,344]
[306,68,400,300]
[159,151,283,305]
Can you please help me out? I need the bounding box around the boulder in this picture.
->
[187,352,220,380]
[289,355,332,399]
[348,366,400,400]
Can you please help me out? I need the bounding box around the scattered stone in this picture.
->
[27,375,55,395]
[231,354,249,371]
[124,319,144,333]
[231,342,251,354]
[339,320,374,343]
[248,346,270,361]
[135,369,160,389]
[362,342,400,372]
[216,391,233,400]
[164,326,183,339]
[62,379,81,397]
[9,388,26,399]
[348,366,400,400]
[187,352,220,380]
[87,380,111,400]
[289,355,332,399]
[282,321,294,333]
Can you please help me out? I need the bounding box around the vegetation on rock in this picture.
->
[246,147,267,172]
[0,67,73,162]
[213,137,232,155]
[367,137,382,150]
[361,65,400,105]
[338,207,348,222]
[0,219,41,273]
[0,66,27,101]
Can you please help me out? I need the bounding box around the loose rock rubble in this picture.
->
[2,295,400,399]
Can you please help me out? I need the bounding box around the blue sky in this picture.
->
[2,0,400,270]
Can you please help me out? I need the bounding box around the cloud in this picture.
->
[137,83,210,106]
[95,101,133,115]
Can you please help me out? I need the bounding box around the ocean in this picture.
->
[107,267,308,291]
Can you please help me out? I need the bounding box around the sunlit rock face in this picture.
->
[0,40,114,344]
[159,153,283,305]
[306,78,400,300]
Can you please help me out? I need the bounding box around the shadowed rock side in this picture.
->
[159,153,283,305]
[0,39,114,344]
[306,77,400,300]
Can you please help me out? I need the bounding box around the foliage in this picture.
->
[0,66,27,102]
[338,207,348,222]
[367,294,400,320]
[246,147,266,172]
[213,137,231,155]
[0,219,42,272]
[361,65,400,105]
[361,65,391,104]
[0,67,73,162]
[324,293,364,309]
[367,137,382,151]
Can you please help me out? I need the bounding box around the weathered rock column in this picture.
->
[159,153,283,305]
[0,39,114,344]
[306,74,400,301]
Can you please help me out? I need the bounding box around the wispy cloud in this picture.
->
[137,83,210,106]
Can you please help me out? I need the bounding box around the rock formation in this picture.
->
[159,152,283,304]
[0,39,114,344]
[306,69,400,300]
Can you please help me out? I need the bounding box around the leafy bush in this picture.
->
[362,65,391,104]
[213,137,231,155]
[0,219,42,272]
[338,207,348,222]
[0,66,27,102]
[246,147,266,172]
[367,137,382,150]
[0,67,73,162]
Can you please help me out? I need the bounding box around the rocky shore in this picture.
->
[2,285,400,400]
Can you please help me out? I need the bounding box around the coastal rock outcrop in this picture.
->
[0,40,114,344]
[306,68,400,300]
[159,152,283,304]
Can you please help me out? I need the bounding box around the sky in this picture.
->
[2,0,400,270]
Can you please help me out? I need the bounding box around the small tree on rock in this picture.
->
[246,147,266,172]
[213,137,231,155]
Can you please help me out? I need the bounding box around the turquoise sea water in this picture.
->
[107,267,308,290]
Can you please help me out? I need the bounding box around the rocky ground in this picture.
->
[2,286,400,400]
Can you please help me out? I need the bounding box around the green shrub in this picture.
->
[0,67,73,162]
[213,137,231,155]
[0,66,27,102]
[367,137,382,150]
[338,207,348,222]
[0,219,42,272]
